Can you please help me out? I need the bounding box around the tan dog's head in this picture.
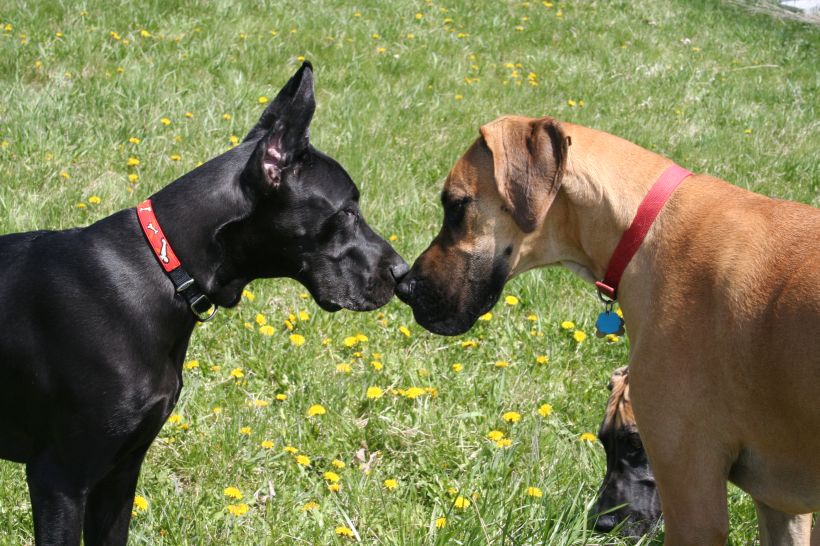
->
[396,115,568,335]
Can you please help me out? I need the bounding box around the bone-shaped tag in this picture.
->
[158,239,170,263]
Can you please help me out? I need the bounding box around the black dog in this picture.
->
[0,62,406,545]
[591,367,662,539]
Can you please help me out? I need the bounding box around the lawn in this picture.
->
[0,0,817,544]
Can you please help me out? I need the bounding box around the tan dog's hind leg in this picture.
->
[755,501,812,546]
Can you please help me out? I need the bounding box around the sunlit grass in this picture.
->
[0,0,816,544]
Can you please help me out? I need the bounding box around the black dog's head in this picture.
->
[161,63,407,312]
[591,367,661,539]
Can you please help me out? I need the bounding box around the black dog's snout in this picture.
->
[390,262,410,282]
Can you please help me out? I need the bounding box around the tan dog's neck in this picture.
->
[520,122,674,284]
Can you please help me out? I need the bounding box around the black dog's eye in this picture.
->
[339,208,359,225]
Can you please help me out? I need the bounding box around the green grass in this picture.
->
[0,0,817,544]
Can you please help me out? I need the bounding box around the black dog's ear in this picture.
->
[244,62,315,143]
[248,63,316,189]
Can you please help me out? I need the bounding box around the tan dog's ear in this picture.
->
[480,116,568,233]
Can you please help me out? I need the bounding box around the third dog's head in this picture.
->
[591,367,661,538]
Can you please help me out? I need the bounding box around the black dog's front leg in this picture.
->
[82,444,151,546]
[26,457,87,546]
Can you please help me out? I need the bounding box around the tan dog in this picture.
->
[395,115,820,545]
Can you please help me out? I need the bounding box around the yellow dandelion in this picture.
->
[573,330,587,342]
[227,503,248,516]
[59,171,70,180]
[328,483,341,492]
[454,496,471,509]
[283,445,298,454]
[454,94,463,100]
[133,495,148,511]
[255,313,266,325]
[223,487,242,499]
[230,367,244,379]
[258,96,269,104]
[505,295,519,305]
[526,486,543,498]
[527,313,538,321]
[210,365,221,372]
[560,320,575,330]
[284,319,294,331]
[323,471,340,483]
[336,363,352,373]
[167,413,182,424]
[223,113,232,121]
[184,360,199,370]
[343,336,358,347]
[452,363,463,373]
[169,154,181,161]
[535,355,549,364]
[290,333,306,346]
[389,233,398,241]
[478,312,492,321]
[495,360,510,368]
[295,454,311,466]
[580,432,597,443]
[502,411,521,423]
[128,137,141,145]
[160,117,171,126]
[461,339,478,349]
[260,440,274,449]
[128,173,139,183]
[335,526,354,537]
[127,157,140,167]
[331,459,346,469]
[299,311,310,321]
[259,325,275,336]
[306,404,326,417]
[252,399,269,407]
[212,406,222,414]
[495,437,512,448]
[239,426,251,435]
[538,403,553,417]
[301,501,319,512]
[415,12,424,19]
[384,479,398,490]
[371,33,380,39]
[435,517,446,529]
[486,430,505,442]
[140,29,151,38]
[275,393,287,401]
[399,326,411,338]
[88,196,101,205]
[404,387,425,399]
[366,386,383,399]
[371,360,383,371]
[184,111,193,119]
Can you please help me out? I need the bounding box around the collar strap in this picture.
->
[595,164,692,301]
[136,199,217,321]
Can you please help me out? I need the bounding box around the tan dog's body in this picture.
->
[396,116,820,545]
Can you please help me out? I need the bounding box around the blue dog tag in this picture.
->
[595,311,624,337]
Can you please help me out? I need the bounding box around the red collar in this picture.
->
[136,199,217,321]
[595,164,692,301]
[136,199,182,272]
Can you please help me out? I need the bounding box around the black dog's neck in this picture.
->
[148,148,257,308]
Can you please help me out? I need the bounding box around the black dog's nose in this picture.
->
[592,514,618,533]
[390,262,410,282]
